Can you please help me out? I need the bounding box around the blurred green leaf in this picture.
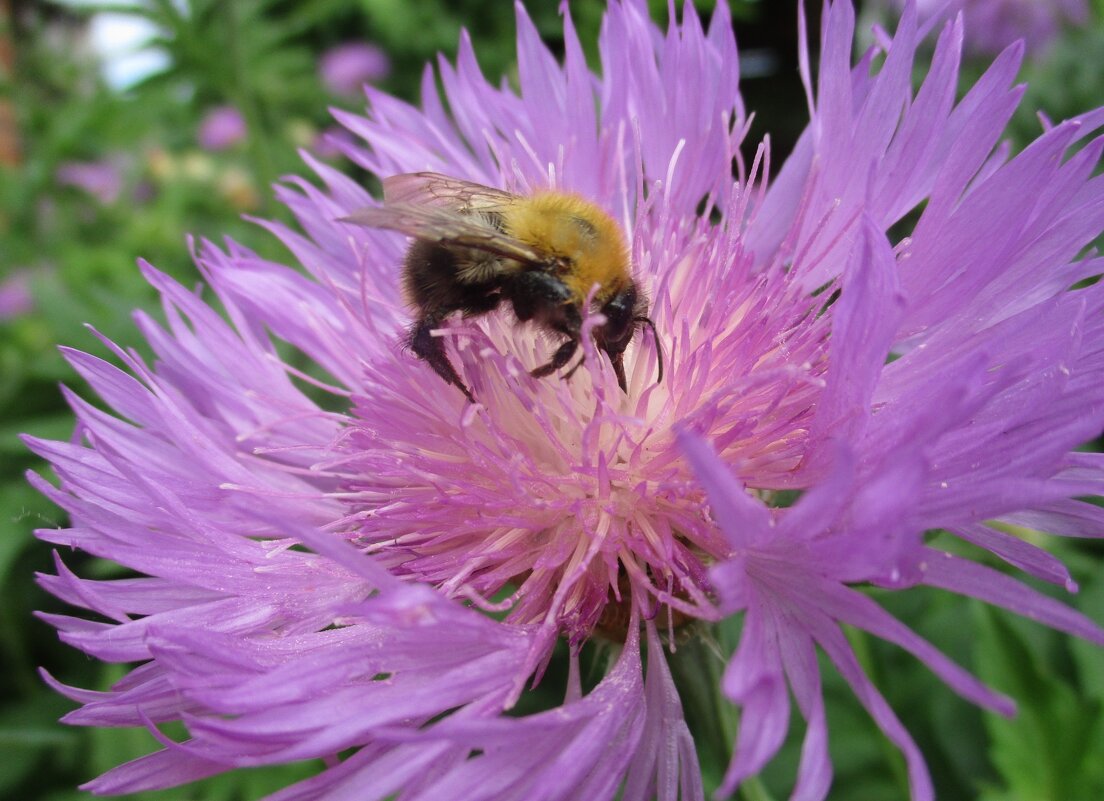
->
[0,690,83,794]
[0,482,52,580]
[975,604,1104,801]
[1070,574,1104,702]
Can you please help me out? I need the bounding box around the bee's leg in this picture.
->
[608,351,628,393]
[595,342,630,392]
[531,338,578,380]
[408,316,475,403]
[562,353,586,380]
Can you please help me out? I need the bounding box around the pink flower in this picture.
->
[28,2,1104,800]
[888,0,1090,55]
[0,270,34,319]
[311,125,358,159]
[55,159,124,204]
[319,42,390,95]
[197,105,247,151]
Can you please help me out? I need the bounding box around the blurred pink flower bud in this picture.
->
[197,105,247,151]
[0,270,33,320]
[319,42,390,95]
[55,159,123,204]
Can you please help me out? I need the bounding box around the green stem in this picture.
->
[701,634,741,755]
[848,625,910,795]
[739,775,778,801]
[671,627,777,800]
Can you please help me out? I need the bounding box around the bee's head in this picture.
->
[595,282,663,392]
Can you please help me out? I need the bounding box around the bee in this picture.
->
[342,172,662,402]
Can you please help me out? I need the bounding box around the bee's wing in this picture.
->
[382,172,516,214]
[340,203,546,265]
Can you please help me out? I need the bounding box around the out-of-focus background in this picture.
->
[1,1,1102,799]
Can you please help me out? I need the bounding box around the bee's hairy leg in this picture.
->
[531,338,579,380]
[408,316,476,403]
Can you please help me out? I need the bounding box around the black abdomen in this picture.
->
[402,239,503,317]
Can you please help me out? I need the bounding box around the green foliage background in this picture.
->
[1,1,1102,800]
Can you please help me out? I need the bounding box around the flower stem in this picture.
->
[848,625,910,795]
[740,776,778,801]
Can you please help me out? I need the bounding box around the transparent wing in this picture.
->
[382,172,516,213]
[340,202,546,265]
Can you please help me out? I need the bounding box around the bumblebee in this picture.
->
[342,172,662,402]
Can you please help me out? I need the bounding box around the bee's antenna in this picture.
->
[634,316,663,384]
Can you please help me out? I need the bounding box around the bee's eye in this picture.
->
[598,287,638,349]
